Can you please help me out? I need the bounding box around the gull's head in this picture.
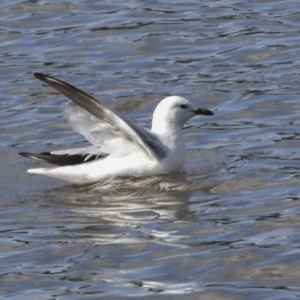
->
[152,96,214,129]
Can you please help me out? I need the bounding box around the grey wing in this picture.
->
[34,73,167,160]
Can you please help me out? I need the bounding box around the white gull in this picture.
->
[19,73,214,185]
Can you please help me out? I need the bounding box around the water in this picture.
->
[1,0,300,298]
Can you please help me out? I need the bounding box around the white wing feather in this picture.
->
[34,73,167,161]
[62,101,142,157]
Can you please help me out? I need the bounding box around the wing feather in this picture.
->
[19,151,103,166]
[34,73,167,160]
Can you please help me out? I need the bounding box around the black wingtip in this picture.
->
[34,72,46,80]
[19,151,105,166]
[19,152,31,158]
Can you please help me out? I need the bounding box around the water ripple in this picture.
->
[1,0,300,299]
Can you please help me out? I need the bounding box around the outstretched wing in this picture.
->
[34,73,167,160]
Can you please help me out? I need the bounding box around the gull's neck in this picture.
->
[151,121,186,155]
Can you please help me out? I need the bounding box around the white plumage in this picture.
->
[20,73,214,185]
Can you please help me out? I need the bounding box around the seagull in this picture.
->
[19,73,214,185]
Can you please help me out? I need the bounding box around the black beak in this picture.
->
[193,108,214,116]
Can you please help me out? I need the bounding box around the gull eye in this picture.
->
[180,104,187,109]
